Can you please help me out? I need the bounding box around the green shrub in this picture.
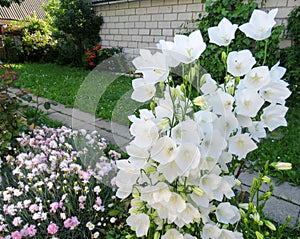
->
[5,13,57,63]
[280,6,300,107]
[193,0,284,83]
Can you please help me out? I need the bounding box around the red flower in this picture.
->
[94,44,102,51]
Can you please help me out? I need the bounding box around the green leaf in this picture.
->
[108,209,120,216]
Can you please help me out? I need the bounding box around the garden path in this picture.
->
[11,88,300,228]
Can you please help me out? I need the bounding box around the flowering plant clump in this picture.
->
[116,8,291,238]
[85,44,102,69]
[0,126,130,238]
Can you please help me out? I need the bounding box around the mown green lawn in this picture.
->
[10,63,300,186]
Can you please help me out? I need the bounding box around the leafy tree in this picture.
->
[0,0,23,7]
[44,0,103,66]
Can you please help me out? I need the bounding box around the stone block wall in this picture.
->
[94,0,300,55]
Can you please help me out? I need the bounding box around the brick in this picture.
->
[139,29,150,35]
[277,7,294,18]
[119,41,128,48]
[140,1,151,7]
[140,15,151,21]
[147,6,159,14]
[122,35,132,41]
[105,23,115,29]
[114,35,122,41]
[129,29,139,35]
[151,29,162,35]
[119,29,129,35]
[138,42,150,49]
[266,0,288,7]
[101,29,110,35]
[279,39,292,48]
[159,21,171,28]
[110,41,118,47]
[146,21,158,28]
[287,0,300,6]
[136,7,147,15]
[129,15,139,21]
[171,21,182,28]
[124,8,135,15]
[101,40,110,46]
[164,13,178,21]
[165,0,178,5]
[128,1,140,8]
[110,16,119,23]
[172,4,187,12]
[158,6,172,13]
[163,29,174,36]
[135,21,146,28]
[116,22,125,28]
[187,3,203,12]
[152,0,166,6]
[178,12,193,20]
[119,16,129,22]
[151,14,164,21]
[167,36,174,41]
[110,29,119,35]
[132,35,142,42]
[125,22,134,28]
[179,0,193,3]
[105,35,113,40]
[115,9,125,15]
[143,36,155,42]
[154,36,164,43]
[106,10,116,17]
[128,41,138,48]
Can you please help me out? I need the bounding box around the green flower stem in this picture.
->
[262,39,269,66]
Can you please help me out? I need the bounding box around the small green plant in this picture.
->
[237,162,291,239]
[0,65,25,156]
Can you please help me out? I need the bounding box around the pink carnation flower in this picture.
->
[11,231,22,239]
[64,216,80,230]
[47,223,59,235]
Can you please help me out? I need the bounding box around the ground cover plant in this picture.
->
[0,126,132,238]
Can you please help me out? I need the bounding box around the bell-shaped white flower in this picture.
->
[200,130,227,159]
[157,39,180,67]
[205,89,235,115]
[132,49,169,83]
[171,120,201,145]
[260,104,288,131]
[218,151,232,172]
[184,234,197,239]
[194,110,217,136]
[228,133,257,159]
[162,229,184,239]
[215,202,241,224]
[151,136,177,165]
[126,142,149,160]
[175,143,201,172]
[130,118,159,149]
[259,79,291,105]
[243,66,271,90]
[214,112,239,138]
[200,73,218,94]
[201,223,221,239]
[248,121,267,142]
[131,78,156,102]
[116,159,141,199]
[270,61,286,81]
[126,213,150,237]
[169,30,206,64]
[208,17,238,46]
[235,88,264,117]
[219,229,242,239]
[175,203,200,227]
[239,8,278,41]
[157,160,183,183]
[227,50,256,77]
